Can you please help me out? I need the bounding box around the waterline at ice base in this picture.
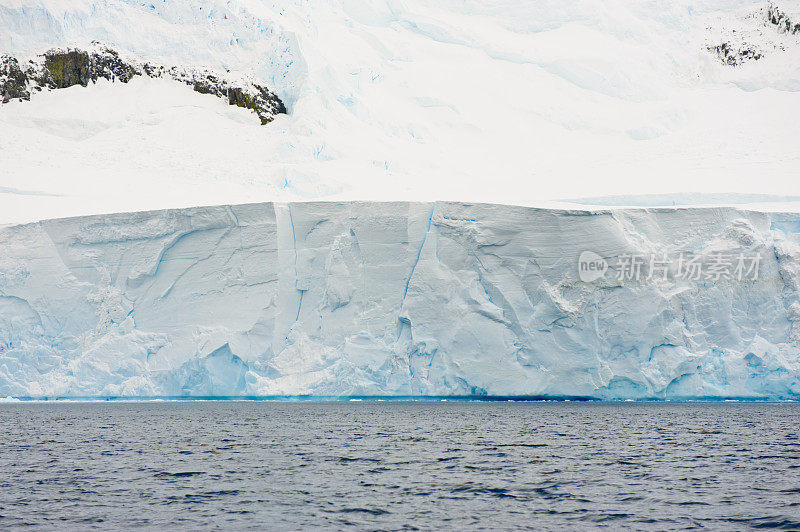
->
[2,201,799,400]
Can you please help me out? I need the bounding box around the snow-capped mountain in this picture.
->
[1,0,799,224]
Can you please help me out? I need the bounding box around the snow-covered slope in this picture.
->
[1,201,799,399]
[1,0,800,223]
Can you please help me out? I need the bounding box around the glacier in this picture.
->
[2,0,800,224]
[1,201,799,399]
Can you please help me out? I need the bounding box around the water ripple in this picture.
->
[0,401,798,530]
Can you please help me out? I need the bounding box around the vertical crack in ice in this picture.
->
[287,204,304,323]
[296,289,305,322]
[227,206,240,227]
[400,202,435,311]
[288,203,298,273]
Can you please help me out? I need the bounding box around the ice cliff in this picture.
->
[0,202,799,399]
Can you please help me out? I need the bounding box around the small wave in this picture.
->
[155,471,206,478]
[337,456,382,464]
[728,516,800,529]
[338,508,389,516]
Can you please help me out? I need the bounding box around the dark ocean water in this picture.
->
[1,401,799,530]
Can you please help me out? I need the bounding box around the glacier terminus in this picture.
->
[1,201,799,400]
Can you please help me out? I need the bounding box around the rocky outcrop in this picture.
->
[706,42,763,67]
[767,3,800,35]
[0,44,286,124]
[0,56,29,103]
[706,2,800,67]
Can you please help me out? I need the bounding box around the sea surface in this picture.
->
[1,401,799,530]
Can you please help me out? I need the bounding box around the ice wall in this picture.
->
[1,202,799,399]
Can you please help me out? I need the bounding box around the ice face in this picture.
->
[0,201,798,399]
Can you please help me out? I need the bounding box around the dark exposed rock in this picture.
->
[0,56,30,103]
[157,64,287,124]
[767,3,800,34]
[707,3,799,66]
[42,50,90,88]
[706,2,800,67]
[0,44,286,124]
[229,85,287,125]
[706,42,763,66]
[88,47,139,83]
